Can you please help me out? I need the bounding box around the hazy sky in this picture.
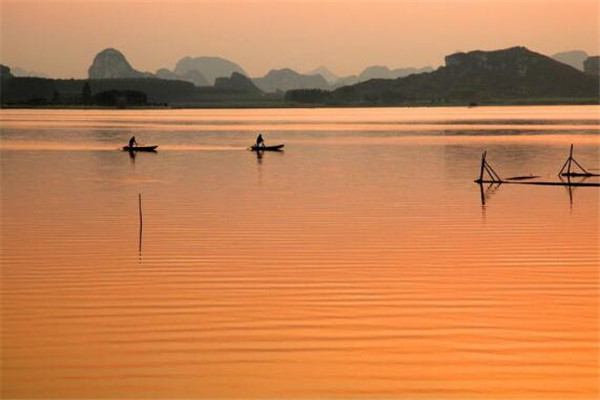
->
[1,0,598,78]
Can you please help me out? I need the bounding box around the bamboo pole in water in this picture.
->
[138,193,143,254]
[567,144,573,176]
[476,151,486,183]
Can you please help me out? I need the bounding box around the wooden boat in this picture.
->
[122,145,158,152]
[249,144,284,151]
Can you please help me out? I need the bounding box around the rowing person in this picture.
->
[256,133,265,148]
[128,136,138,148]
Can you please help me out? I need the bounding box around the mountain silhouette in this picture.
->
[155,68,181,80]
[329,65,433,89]
[358,65,434,81]
[88,48,152,79]
[584,56,599,76]
[174,56,246,85]
[1,64,14,81]
[214,72,261,93]
[253,68,329,92]
[331,75,359,88]
[155,68,208,86]
[11,67,49,78]
[179,70,209,87]
[306,66,339,84]
[552,50,588,71]
[4,46,599,107]
[287,47,599,105]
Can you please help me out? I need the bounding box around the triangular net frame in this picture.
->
[475,151,502,183]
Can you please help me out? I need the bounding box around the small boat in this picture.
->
[122,145,158,152]
[249,144,284,151]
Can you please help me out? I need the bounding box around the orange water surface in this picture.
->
[1,106,599,399]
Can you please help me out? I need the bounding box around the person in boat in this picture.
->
[128,136,138,148]
[256,134,265,148]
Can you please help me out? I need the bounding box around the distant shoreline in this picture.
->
[2,98,599,111]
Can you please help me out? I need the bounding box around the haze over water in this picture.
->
[1,106,599,398]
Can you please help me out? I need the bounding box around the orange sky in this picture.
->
[0,0,598,78]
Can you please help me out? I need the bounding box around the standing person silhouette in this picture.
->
[128,136,138,148]
[256,134,265,148]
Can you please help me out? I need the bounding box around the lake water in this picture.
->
[1,106,599,399]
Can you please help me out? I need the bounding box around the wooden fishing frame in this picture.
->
[474,147,600,187]
[558,144,599,178]
[474,151,502,184]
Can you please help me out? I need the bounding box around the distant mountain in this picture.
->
[357,65,390,81]
[11,67,49,78]
[287,47,599,105]
[552,50,588,71]
[0,64,14,81]
[155,68,181,80]
[88,48,152,79]
[5,46,598,108]
[89,50,231,87]
[155,68,208,86]
[179,70,209,87]
[584,56,599,76]
[88,49,149,79]
[331,75,359,89]
[214,72,261,93]
[307,66,339,84]
[253,68,329,92]
[329,65,433,89]
[393,66,434,77]
[358,65,434,81]
[174,56,246,85]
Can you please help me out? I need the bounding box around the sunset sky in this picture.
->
[1,0,598,79]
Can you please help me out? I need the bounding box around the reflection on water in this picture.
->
[478,180,591,215]
[138,193,143,262]
[1,106,599,399]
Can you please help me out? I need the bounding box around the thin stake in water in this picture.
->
[138,193,143,256]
